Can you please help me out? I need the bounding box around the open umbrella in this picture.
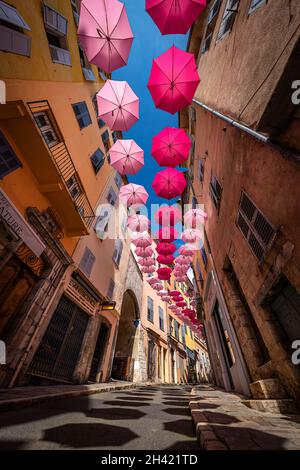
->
[152,168,186,199]
[145,0,206,35]
[178,243,198,256]
[109,140,144,175]
[181,228,202,243]
[120,183,148,207]
[78,0,134,73]
[157,254,175,265]
[156,242,177,255]
[155,227,179,243]
[154,205,182,226]
[127,214,150,232]
[141,266,156,274]
[170,290,181,297]
[138,257,155,267]
[131,231,152,248]
[158,290,169,297]
[176,255,192,265]
[97,80,139,131]
[184,208,208,228]
[151,127,191,167]
[157,267,172,280]
[153,283,164,291]
[134,246,154,257]
[148,45,200,114]
[148,276,159,285]
[176,301,186,307]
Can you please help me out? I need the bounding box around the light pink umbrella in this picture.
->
[156,242,177,255]
[184,208,208,228]
[153,283,164,291]
[173,267,188,276]
[148,45,200,114]
[138,257,155,267]
[131,231,152,248]
[109,140,144,175]
[176,255,192,265]
[158,290,168,297]
[161,296,171,302]
[141,266,156,274]
[178,243,198,256]
[181,228,202,243]
[169,305,178,311]
[148,276,159,285]
[151,127,191,167]
[155,227,179,243]
[146,0,206,35]
[127,214,150,232]
[78,0,134,74]
[135,246,154,257]
[97,80,139,131]
[152,168,186,200]
[154,205,182,226]
[120,183,148,207]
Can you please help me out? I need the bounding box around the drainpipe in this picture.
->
[192,98,300,165]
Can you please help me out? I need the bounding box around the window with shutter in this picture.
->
[112,239,123,266]
[0,1,31,30]
[79,247,95,277]
[237,191,276,263]
[102,130,111,153]
[114,173,122,190]
[249,0,266,14]
[72,102,92,129]
[0,130,22,179]
[198,160,204,182]
[107,278,115,300]
[200,0,221,56]
[147,297,154,323]
[107,187,117,206]
[91,148,105,174]
[33,111,60,148]
[159,306,164,331]
[201,247,208,269]
[217,0,239,41]
[196,260,204,288]
[0,24,31,56]
[43,4,68,37]
[95,206,111,240]
[209,175,222,212]
[66,174,82,200]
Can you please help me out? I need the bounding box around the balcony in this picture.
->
[0,100,94,236]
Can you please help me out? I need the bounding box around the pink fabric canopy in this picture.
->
[170,290,181,297]
[134,246,154,257]
[148,45,200,114]
[138,257,155,267]
[155,227,179,243]
[157,254,175,265]
[145,0,206,35]
[97,80,139,131]
[153,283,164,291]
[151,127,191,167]
[184,208,208,228]
[141,266,156,274]
[119,183,148,207]
[131,231,152,248]
[178,243,198,256]
[152,168,186,200]
[78,0,134,73]
[127,214,150,232]
[157,267,172,280]
[156,242,177,255]
[109,139,144,175]
[181,228,202,243]
[154,205,182,226]
[148,276,159,285]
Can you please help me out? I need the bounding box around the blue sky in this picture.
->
[113,0,188,220]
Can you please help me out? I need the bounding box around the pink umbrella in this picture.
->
[97,80,139,131]
[175,276,188,282]
[127,214,150,232]
[120,183,148,207]
[176,255,192,265]
[184,208,208,228]
[181,228,202,243]
[170,290,181,297]
[158,290,168,297]
[78,0,134,73]
[131,231,152,248]
[151,127,191,167]
[134,246,154,257]
[152,168,186,200]
[138,257,155,267]
[153,283,164,291]
[154,205,182,226]
[174,295,183,302]
[155,227,179,243]
[141,266,156,274]
[146,0,206,35]
[148,45,200,114]
[156,242,177,255]
[109,140,144,175]
[169,305,177,311]
[148,276,159,285]
[178,243,198,256]
[157,267,172,280]
[176,301,186,307]
[157,254,175,265]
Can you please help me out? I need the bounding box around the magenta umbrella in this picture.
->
[97,80,139,131]
[109,140,144,175]
[157,267,172,280]
[154,205,182,226]
[78,0,134,73]
[146,0,206,35]
[127,214,150,232]
[135,246,154,257]
[152,168,186,199]
[157,254,175,265]
[148,45,200,114]
[153,283,164,291]
[151,127,191,167]
[119,183,148,207]
[184,208,208,228]
[156,242,177,255]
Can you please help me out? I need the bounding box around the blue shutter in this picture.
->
[0,131,22,179]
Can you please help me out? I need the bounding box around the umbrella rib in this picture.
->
[109,40,127,65]
[173,56,195,83]
[81,3,108,37]
[108,80,121,105]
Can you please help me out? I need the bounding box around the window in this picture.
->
[102,130,111,153]
[66,174,82,200]
[112,131,118,143]
[72,102,92,129]
[217,0,239,41]
[169,316,173,335]
[198,160,204,183]
[113,239,123,266]
[248,0,266,14]
[237,191,276,263]
[43,4,71,66]
[174,320,179,340]
[92,95,106,128]
[79,247,95,277]
[114,173,122,190]
[91,148,105,174]
[0,0,31,56]
[159,306,164,331]
[107,187,117,206]
[107,278,115,300]
[33,111,59,148]
[147,297,154,323]
[0,130,22,179]
[94,206,111,240]
[200,0,221,55]
[181,324,186,345]
[209,175,222,212]
[71,0,80,26]
[196,260,204,288]
[78,45,95,81]
[201,247,208,269]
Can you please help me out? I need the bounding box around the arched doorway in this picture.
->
[111,290,140,381]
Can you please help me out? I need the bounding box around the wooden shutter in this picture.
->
[0,1,31,30]
[44,4,68,36]
[107,279,115,300]
[79,247,95,277]
[107,187,117,206]
[0,130,22,179]
[0,24,31,56]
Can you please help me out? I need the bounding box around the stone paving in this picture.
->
[190,385,300,450]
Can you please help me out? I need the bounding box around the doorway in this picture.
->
[147,340,156,381]
[213,300,234,389]
[89,322,110,383]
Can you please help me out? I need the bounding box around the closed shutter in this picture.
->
[0,130,22,179]
[107,279,115,300]
[79,247,95,277]
[147,297,154,322]
[49,45,71,65]
[44,4,68,36]
[113,239,123,266]
[95,207,110,240]
[107,187,117,206]
[0,24,31,56]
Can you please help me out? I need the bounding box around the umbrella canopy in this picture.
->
[178,243,198,256]
[127,214,150,232]
[155,227,179,243]
[78,0,134,73]
[157,267,172,280]
[156,242,177,255]
[134,246,154,257]
[141,266,156,274]
[151,127,191,167]
[153,283,164,291]
[152,168,186,200]
[120,183,148,207]
[174,276,188,282]
[169,305,177,311]
[176,255,192,265]
[145,0,206,35]
[174,295,183,302]
[148,276,159,285]
[154,205,182,226]
[181,228,202,243]
[184,208,208,228]
[158,290,169,297]
[97,80,139,131]
[176,301,186,307]
[148,45,200,114]
[138,257,155,267]
[157,254,175,265]
[131,231,152,248]
[109,140,144,175]
[170,290,181,297]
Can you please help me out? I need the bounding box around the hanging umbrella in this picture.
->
[141,266,156,274]
[97,80,139,131]
[158,290,168,297]
[138,257,155,267]
[152,168,186,200]
[173,295,184,302]
[157,254,175,265]
[154,205,182,226]
[127,214,150,232]
[184,208,208,228]
[170,290,181,297]
[153,283,164,291]
[157,267,172,280]
[169,305,177,311]
[148,276,159,285]
[176,301,186,307]
[178,243,198,256]
[147,45,200,114]
[151,127,191,167]
[156,242,177,255]
[120,183,148,207]
[134,246,154,257]
[131,231,152,248]
[181,228,202,243]
[176,255,192,265]
[145,0,206,35]
[109,140,144,175]
[175,276,187,282]
[155,227,179,243]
